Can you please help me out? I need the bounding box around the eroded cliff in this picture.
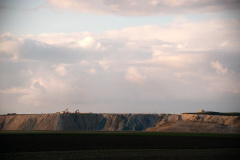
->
[0,113,239,133]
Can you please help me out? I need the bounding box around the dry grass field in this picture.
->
[0,131,240,159]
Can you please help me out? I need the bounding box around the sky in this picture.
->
[0,0,240,114]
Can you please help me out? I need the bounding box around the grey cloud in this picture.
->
[19,39,85,63]
[33,81,47,93]
[0,60,31,89]
[0,52,13,59]
[0,4,5,10]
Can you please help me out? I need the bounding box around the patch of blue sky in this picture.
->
[0,0,44,9]
[0,8,175,35]
[0,0,238,35]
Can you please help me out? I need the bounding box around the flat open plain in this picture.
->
[0,131,240,159]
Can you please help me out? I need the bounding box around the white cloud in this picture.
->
[80,60,88,65]
[55,65,67,76]
[98,59,110,71]
[78,36,95,48]
[220,41,231,47]
[0,87,30,94]
[211,61,228,74]
[88,69,96,74]
[150,0,160,6]
[0,33,23,59]
[6,19,236,57]
[0,17,240,113]
[125,67,146,84]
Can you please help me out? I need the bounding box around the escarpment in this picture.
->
[0,113,239,133]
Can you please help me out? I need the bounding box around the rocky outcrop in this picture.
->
[100,114,158,131]
[0,113,239,133]
[0,114,59,130]
[146,114,240,133]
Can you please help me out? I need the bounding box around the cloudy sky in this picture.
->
[0,0,240,114]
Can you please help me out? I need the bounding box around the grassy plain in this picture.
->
[1,131,240,159]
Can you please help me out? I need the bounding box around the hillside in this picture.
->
[146,114,240,133]
[0,113,239,133]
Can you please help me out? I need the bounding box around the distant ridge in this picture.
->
[181,111,240,116]
[0,113,240,133]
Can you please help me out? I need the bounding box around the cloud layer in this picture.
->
[0,18,240,114]
[47,0,240,15]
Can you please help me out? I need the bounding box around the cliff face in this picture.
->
[0,114,59,130]
[0,113,239,133]
[146,114,240,133]
[58,113,104,130]
[100,114,158,131]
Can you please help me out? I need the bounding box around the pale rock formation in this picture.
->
[0,113,239,133]
[198,109,205,112]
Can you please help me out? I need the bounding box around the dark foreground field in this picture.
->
[0,131,240,160]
